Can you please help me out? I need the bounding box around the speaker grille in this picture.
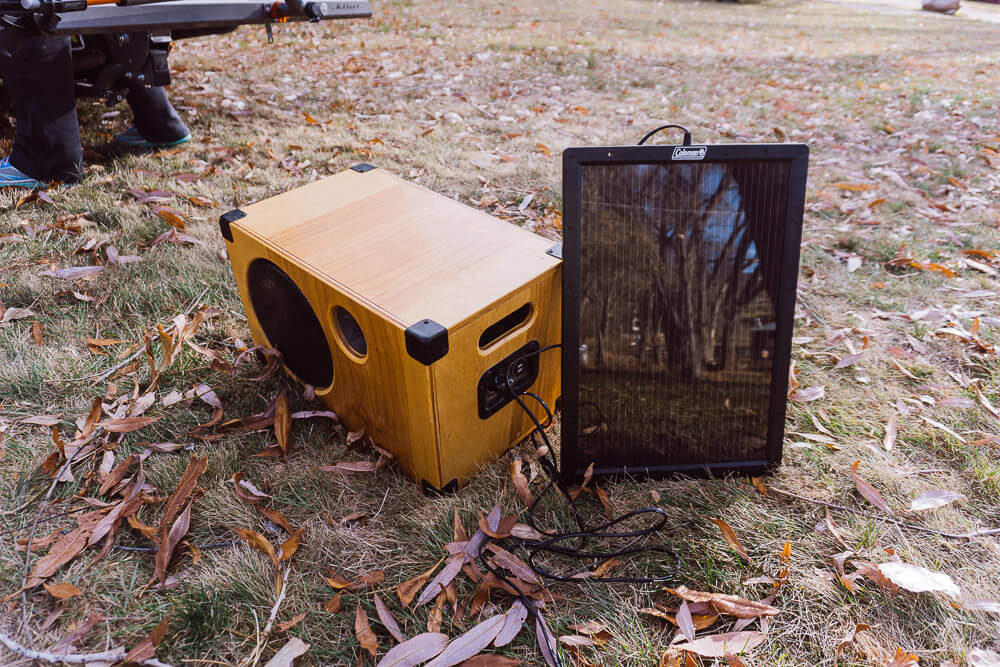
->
[247,258,334,388]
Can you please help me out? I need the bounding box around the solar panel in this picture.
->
[560,144,809,479]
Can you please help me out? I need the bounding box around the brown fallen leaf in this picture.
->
[355,602,379,656]
[376,632,448,666]
[319,460,379,474]
[43,581,82,600]
[666,587,780,619]
[674,631,766,657]
[31,320,44,346]
[494,600,528,648]
[710,518,750,562]
[278,528,303,562]
[910,489,965,511]
[425,613,508,667]
[510,459,533,509]
[258,506,295,535]
[888,647,920,666]
[276,613,307,633]
[458,656,522,666]
[274,389,291,455]
[835,623,870,662]
[322,593,341,613]
[676,599,697,643]
[123,617,169,664]
[263,637,309,667]
[155,502,192,586]
[850,461,894,515]
[160,455,207,538]
[375,593,406,643]
[98,416,160,433]
[232,472,271,505]
[236,528,277,566]
[883,414,897,452]
[533,609,559,667]
[152,205,187,229]
[24,510,103,589]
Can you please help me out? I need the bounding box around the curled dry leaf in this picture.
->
[276,613,307,633]
[263,637,310,667]
[376,632,448,667]
[883,413,897,452]
[835,623,870,662]
[278,529,303,562]
[710,518,750,562]
[790,385,825,402]
[320,460,379,474]
[877,561,961,600]
[259,506,295,535]
[494,600,528,648]
[322,593,341,613]
[123,617,169,664]
[374,593,406,643]
[43,581,82,600]
[155,502,192,586]
[910,489,965,511]
[459,657,522,666]
[275,390,291,454]
[968,649,1000,667]
[666,587,781,619]
[233,472,271,504]
[1,307,35,322]
[236,528,277,565]
[887,647,920,667]
[850,461,894,515]
[398,558,442,607]
[510,458,533,509]
[423,613,508,667]
[674,631,766,658]
[99,416,160,433]
[676,599,697,643]
[559,635,594,648]
[355,602,379,657]
[962,599,1000,614]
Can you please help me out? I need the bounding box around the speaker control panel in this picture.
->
[477,340,540,419]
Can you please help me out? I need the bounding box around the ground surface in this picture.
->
[3,0,1000,665]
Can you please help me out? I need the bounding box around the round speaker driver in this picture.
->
[247,258,334,388]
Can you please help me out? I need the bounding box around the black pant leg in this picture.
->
[0,26,83,183]
[126,84,188,144]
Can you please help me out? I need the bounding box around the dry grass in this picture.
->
[2,0,1000,664]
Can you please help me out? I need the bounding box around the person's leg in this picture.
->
[0,26,83,183]
[124,84,189,145]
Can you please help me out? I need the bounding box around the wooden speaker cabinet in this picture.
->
[220,165,562,491]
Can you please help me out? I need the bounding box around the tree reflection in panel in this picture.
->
[578,161,790,467]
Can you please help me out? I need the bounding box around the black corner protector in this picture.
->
[546,243,562,260]
[405,318,448,365]
[219,209,246,243]
[350,163,376,173]
[421,478,459,496]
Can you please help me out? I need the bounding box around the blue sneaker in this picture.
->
[114,126,191,150]
[0,157,43,189]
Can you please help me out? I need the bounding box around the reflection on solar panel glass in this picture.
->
[576,160,791,469]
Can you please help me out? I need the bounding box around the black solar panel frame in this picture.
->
[560,143,809,481]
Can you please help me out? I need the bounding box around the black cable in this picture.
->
[476,343,681,665]
[637,124,693,146]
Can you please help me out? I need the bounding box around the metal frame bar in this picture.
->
[49,0,370,35]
